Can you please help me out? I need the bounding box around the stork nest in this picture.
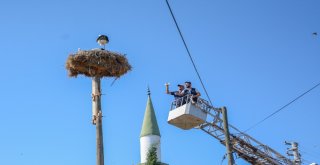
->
[66,49,132,78]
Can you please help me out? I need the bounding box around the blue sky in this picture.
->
[0,0,319,164]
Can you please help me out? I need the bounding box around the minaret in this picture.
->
[139,88,167,165]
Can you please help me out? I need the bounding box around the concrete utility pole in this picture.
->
[92,76,104,165]
[222,107,235,165]
[286,141,301,165]
[292,142,301,165]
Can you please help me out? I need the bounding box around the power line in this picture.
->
[165,0,213,106]
[300,145,320,158]
[300,150,320,160]
[244,81,320,133]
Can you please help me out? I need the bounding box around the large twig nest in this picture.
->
[66,49,132,78]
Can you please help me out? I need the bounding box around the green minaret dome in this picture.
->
[140,90,161,137]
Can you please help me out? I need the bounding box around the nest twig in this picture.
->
[66,49,132,78]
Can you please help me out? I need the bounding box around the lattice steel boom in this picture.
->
[171,96,294,165]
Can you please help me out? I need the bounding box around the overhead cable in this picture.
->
[244,81,320,132]
[165,0,213,106]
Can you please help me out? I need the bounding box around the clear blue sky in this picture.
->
[0,0,319,164]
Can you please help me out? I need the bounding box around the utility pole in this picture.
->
[221,106,235,165]
[286,141,301,165]
[92,76,104,165]
[292,142,301,165]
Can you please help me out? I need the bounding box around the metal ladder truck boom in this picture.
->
[167,95,294,165]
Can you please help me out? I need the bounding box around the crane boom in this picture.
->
[199,98,293,165]
[170,96,294,165]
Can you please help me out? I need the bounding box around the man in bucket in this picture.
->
[183,81,201,104]
[165,83,186,107]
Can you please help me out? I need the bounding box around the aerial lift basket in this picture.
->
[168,95,208,130]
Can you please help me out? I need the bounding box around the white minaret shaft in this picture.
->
[140,90,161,163]
[140,135,161,163]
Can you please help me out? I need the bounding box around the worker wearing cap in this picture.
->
[183,81,201,103]
[166,84,186,107]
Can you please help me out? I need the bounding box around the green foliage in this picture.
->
[146,146,160,165]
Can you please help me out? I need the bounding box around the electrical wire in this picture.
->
[300,145,320,159]
[165,0,213,106]
[220,154,226,165]
[244,81,320,133]
[301,150,320,160]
